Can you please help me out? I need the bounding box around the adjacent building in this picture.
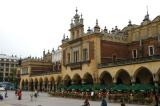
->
[52,48,62,72]
[0,54,18,82]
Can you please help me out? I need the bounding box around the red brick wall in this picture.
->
[128,37,160,57]
[101,40,129,63]
[89,41,94,59]
[32,66,52,72]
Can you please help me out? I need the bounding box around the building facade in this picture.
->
[20,9,160,92]
[52,48,62,72]
[0,54,18,82]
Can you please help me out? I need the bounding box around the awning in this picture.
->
[130,84,154,92]
[110,84,130,92]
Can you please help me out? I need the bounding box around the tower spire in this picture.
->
[94,19,100,33]
[96,19,98,26]
[76,7,78,14]
[147,5,149,15]
[143,5,150,21]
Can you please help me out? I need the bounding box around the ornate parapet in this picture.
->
[103,33,128,43]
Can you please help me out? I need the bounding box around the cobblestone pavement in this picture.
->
[0,91,148,106]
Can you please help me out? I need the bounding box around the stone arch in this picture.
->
[21,79,25,90]
[44,77,48,91]
[39,77,43,91]
[56,76,62,86]
[83,72,93,85]
[157,69,160,85]
[72,74,82,85]
[115,69,131,85]
[34,78,38,90]
[99,71,113,85]
[49,76,55,91]
[30,78,34,91]
[25,79,29,90]
[134,66,153,84]
[63,75,71,86]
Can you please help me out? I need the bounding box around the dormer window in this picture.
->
[148,45,154,56]
[132,49,137,59]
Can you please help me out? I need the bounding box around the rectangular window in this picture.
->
[5,73,8,76]
[67,53,70,64]
[83,48,88,61]
[1,63,4,66]
[6,63,9,67]
[132,49,137,58]
[73,51,76,62]
[73,51,79,62]
[148,46,154,56]
[6,68,9,72]
[11,64,14,67]
[112,55,116,63]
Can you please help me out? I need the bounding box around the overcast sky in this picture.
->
[0,0,160,58]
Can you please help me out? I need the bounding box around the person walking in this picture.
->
[82,98,90,106]
[5,89,8,98]
[101,97,107,106]
[121,99,125,106]
[17,89,22,100]
[0,93,3,100]
[30,92,34,101]
[34,89,38,98]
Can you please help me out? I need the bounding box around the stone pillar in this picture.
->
[33,82,35,91]
[93,72,99,84]
[113,77,117,84]
[55,81,58,92]
[37,82,40,91]
[153,73,159,93]
[131,76,135,85]
[28,81,30,91]
[43,82,45,91]
[45,82,48,91]
[52,83,55,92]
[48,81,51,92]
[24,82,27,91]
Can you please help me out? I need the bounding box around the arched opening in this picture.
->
[44,77,48,91]
[49,77,55,91]
[72,74,82,85]
[39,78,43,91]
[158,72,160,85]
[134,67,153,84]
[100,71,113,85]
[64,75,71,86]
[21,80,25,90]
[30,78,34,91]
[115,69,131,85]
[25,79,28,91]
[83,73,93,85]
[34,78,38,90]
[56,76,62,87]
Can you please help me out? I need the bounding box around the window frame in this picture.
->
[132,49,138,59]
[148,45,154,56]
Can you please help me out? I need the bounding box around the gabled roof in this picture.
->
[152,15,160,22]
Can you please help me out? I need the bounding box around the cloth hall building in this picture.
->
[20,9,160,92]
